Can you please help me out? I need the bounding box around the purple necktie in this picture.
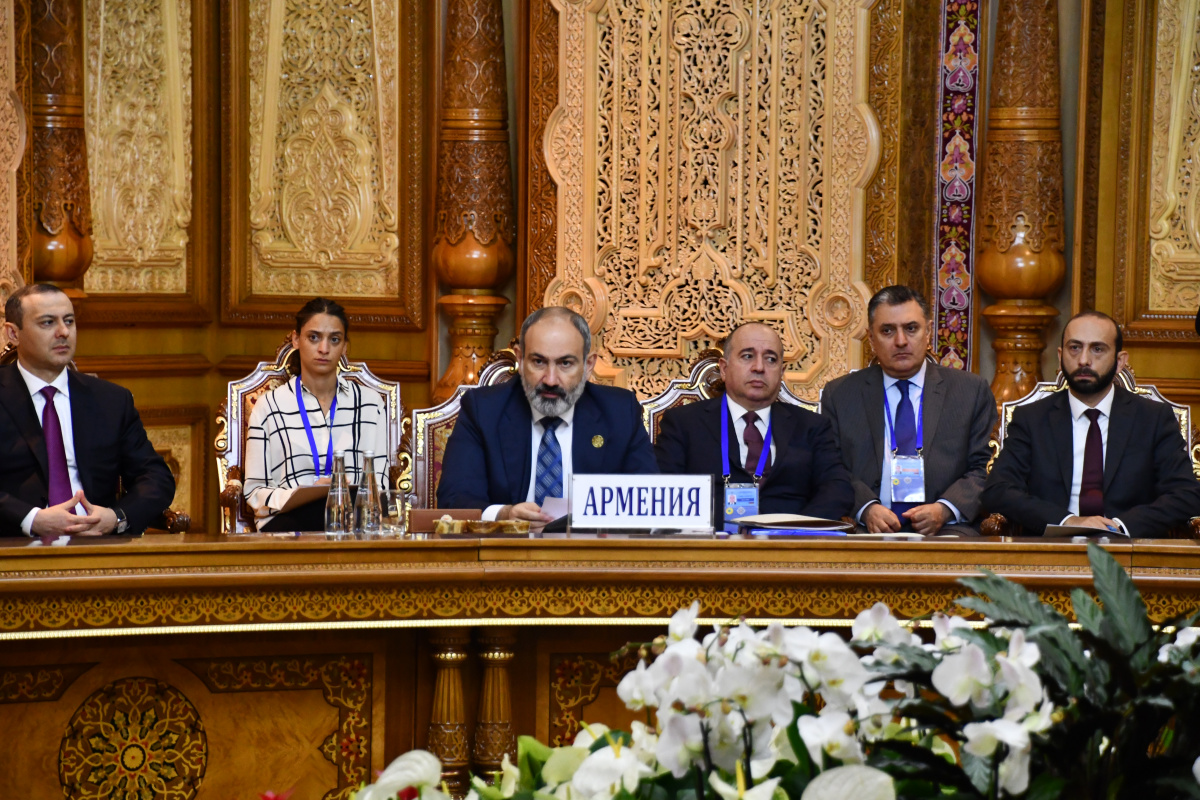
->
[1079,408,1104,517]
[39,386,74,510]
[743,411,769,476]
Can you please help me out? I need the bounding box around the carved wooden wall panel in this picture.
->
[83,0,192,296]
[0,0,25,316]
[536,0,884,398]
[223,0,427,328]
[142,405,209,533]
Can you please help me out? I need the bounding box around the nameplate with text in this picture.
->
[568,474,713,530]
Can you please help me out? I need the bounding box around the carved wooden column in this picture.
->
[428,630,472,798]
[976,0,1066,404]
[431,0,514,403]
[30,0,92,292]
[472,628,516,779]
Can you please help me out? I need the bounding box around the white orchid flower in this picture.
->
[714,663,787,722]
[799,765,895,800]
[655,711,705,777]
[498,753,520,797]
[669,601,701,642]
[797,710,864,768]
[781,626,821,664]
[963,719,1032,794]
[421,785,453,800]
[931,643,993,707]
[929,613,972,652]
[1022,700,1055,734]
[852,603,913,647]
[996,654,1043,719]
[708,767,780,800]
[1193,754,1200,785]
[616,659,658,711]
[570,744,651,800]
[1004,629,1040,669]
[629,721,659,766]
[356,749,443,800]
[658,654,716,711]
[1159,627,1200,663]
[572,723,610,750]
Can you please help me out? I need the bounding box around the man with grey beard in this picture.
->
[437,307,658,522]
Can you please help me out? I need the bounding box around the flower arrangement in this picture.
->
[353,544,1200,800]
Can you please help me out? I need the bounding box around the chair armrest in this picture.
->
[220,466,243,509]
[979,513,1010,537]
[156,508,191,533]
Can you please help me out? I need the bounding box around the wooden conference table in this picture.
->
[2,532,1199,798]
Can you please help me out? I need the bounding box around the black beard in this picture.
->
[1062,359,1118,396]
[522,376,586,416]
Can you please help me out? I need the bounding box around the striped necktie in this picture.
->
[534,417,563,505]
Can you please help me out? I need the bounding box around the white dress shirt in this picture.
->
[17,362,86,534]
[723,397,776,474]
[856,361,963,524]
[482,404,576,520]
[1063,385,1127,535]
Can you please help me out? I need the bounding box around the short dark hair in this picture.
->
[4,283,68,329]
[867,285,931,326]
[519,306,592,356]
[720,321,783,352]
[295,297,349,336]
[1062,310,1123,353]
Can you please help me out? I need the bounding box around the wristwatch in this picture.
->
[113,507,129,535]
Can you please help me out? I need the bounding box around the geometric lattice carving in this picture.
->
[0,0,24,316]
[247,0,398,296]
[1147,0,1200,314]
[542,0,877,399]
[83,0,192,294]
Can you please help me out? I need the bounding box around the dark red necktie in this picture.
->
[39,386,74,510]
[1079,408,1104,517]
[743,411,767,475]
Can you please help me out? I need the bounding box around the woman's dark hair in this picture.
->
[295,297,349,336]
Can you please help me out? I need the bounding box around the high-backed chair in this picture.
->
[640,350,818,443]
[400,347,518,510]
[0,342,190,533]
[215,337,404,533]
[980,367,1200,537]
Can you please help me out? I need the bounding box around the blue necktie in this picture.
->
[892,380,918,515]
[534,417,563,505]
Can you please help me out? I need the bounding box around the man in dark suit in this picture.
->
[437,306,658,522]
[0,284,175,537]
[983,311,1200,537]
[821,286,997,535]
[654,322,853,526]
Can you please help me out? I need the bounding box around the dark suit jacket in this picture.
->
[654,397,853,525]
[436,380,659,509]
[0,364,176,536]
[982,387,1200,537]
[820,362,997,527]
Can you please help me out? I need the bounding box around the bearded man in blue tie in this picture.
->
[0,284,175,537]
[436,306,658,523]
[821,285,997,535]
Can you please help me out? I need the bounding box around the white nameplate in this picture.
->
[569,474,713,530]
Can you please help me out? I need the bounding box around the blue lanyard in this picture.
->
[720,396,773,483]
[883,381,923,454]
[296,376,338,476]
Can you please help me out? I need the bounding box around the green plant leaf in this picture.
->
[785,702,815,780]
[775,763,812,800]
[1088,542,1152,655]
[1024,773,1067,800]
[959,750,992,797]
[518,736,552,790]
[958,571,1066,627]
[1071,589,1105,639]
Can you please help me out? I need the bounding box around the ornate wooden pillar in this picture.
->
[975,0,1066,404]
[472,628,516,778]
[428,630,472,798]
[30,0,92,292]
[431,0,514,403]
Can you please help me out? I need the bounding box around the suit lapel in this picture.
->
[67,371,94,498]
[1048,392,1074,494]
[0,365,49,478]
[861,365,886,470]
[572,389,604,474]
[500,382,533,501]
[762,402,796,487]
[1103,388,1135,491]
[920,362,946,447]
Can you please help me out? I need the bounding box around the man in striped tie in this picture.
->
[437,307,658,522]
[0,284,175,537]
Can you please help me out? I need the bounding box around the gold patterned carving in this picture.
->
[179,654,372,800]
[82,0,191,295]
[542,0,874,399]
[522,0,560,316]
[473,628,516,774]
[246,0,398,296]
[0,662,95,703]
[0,0,24,317]
[1146,0,1200,313]
[145,425,192,516]
[429,631,471,799]
[863,0,901,295]
[549,651,639,746]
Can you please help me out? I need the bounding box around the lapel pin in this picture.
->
[592,435,604,448]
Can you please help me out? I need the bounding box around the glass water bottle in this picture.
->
[325,451,351,536]
[354,450,382,537]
